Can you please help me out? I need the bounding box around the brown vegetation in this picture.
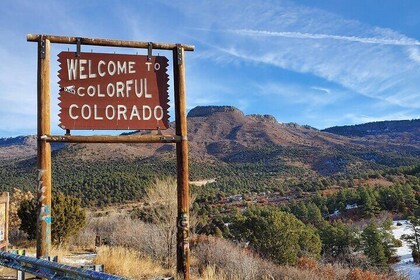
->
[94,246,171,279]
[68,212,407,280]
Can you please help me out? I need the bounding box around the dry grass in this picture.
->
[195,266,229,280]
[93,246,171,279]
[69,213,407,280]
[192,236,406,280]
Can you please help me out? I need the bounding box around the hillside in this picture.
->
[323,119,420,149]
[1,106,419,205]
[51,106,420,169]
[0,135,64,160]
[0,135,37,160]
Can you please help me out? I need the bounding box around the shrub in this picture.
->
[230,207,321,265]
[346,269,380,280]
[17,192,86,245]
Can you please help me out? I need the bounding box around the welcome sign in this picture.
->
[58,52,170,130]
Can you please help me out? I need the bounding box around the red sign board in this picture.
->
[58,52,169,130]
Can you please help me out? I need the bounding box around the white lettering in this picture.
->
[154,63,160,71]
[97,85,105,97]
[67,59,78,81]
[98,60,106,77]
[117,61,126,74]
[105,105,115,119]
[116,82,125,97]
[87,85,96,97]
[129,61,135,73]
[130,105,140,120]
[126,80,133,98]
[81,104,91,120]
[94,105,103,120]
[88,60,97,78]
[107,83,115,97]
[154,106,164,120]
[77,87,85,96]
[145,62,152,71]
[117,105,127,120]
[144,79,151,98]
[135,79,145,98]
[79,59,87,79]
[108,61,116,76]
[69,104,79,119]
[143,105,152,120]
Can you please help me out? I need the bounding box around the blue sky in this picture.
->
[1,0,420,137]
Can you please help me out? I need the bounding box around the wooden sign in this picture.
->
[58,52,170,130]
[0,192,9,250]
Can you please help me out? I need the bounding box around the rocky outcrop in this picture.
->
[248,114,277,124]
[187,106,243,118]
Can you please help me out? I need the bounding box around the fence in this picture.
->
[0,252,127,280]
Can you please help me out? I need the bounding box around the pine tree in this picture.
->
[231,207,321,265]
[52,192,86,245]
[402,216,420,263]
[361,221,387,267]
[307,202,323,226]
[17,192,86,245]
[358,187,379,218]
[17,199,37,240]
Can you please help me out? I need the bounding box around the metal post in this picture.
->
[36,36,52,259]
[15,250,26,280]
[173,45,190,280]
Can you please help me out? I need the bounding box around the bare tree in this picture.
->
[142,177,196,268]
[144,177,178,268]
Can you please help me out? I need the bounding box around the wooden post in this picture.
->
[36,36,52,259]
[0,192,9,251]
[173,45,190,280]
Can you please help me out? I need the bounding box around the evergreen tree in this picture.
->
[52,192,86,245]
[358,187,380,218]
[18,192,86,245]
[17,199,37,240]
[361,221,387,267]
[318,220,357,259]
[402,216,420,263]
[231,207,321,265]
[306,202,323,226]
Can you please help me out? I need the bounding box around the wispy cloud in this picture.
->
[343,111,420,125]
[408,47,420,63]
[229,29,420,46]
[254,82,341,107]
[170,0,420,110]
[311,87,331,95]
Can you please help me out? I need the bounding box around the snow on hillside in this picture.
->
[392,220,420,279]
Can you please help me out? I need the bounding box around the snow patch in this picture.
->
[391,220,420,279]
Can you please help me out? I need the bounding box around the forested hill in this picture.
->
[1,106,420,205]
[323,119,420,137]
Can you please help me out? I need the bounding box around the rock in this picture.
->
[187,106,243,117]
[247,114,277,124]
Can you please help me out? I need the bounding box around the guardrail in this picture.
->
[0,252,127,280]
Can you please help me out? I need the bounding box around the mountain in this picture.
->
[0,135,65,160]
[47,106,420,174]
[0,135,37,160]
[1,106,419,205]
[3,106,420,171]
[323,119,420,137]
[323,119,420,151]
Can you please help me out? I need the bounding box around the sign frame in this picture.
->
[27,34,193,280]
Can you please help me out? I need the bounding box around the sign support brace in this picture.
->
[174,46,189,280]
[36,36,52,259]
